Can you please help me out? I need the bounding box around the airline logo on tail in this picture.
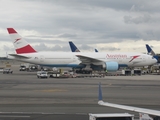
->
[14,38,21,43]
[7,28,37,54]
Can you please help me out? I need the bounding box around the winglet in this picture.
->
[98,82,103,101]
[97,83,160,117]
[69,41,80,52]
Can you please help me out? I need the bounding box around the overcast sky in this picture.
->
[1,0,160,55]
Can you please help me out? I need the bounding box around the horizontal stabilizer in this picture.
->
[9,54,31,59]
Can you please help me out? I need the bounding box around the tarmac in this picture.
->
[0,64,160,119]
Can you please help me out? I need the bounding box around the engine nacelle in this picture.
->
[105,61,119,72]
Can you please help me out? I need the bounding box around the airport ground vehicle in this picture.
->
[28,65,38,72]
[19,64,38,72]
[89,113,134,120]
[0,68,4,73]
[19,65,26,71]
[37,71,48,78]
[3,69,13,74]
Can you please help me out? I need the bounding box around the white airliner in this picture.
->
[98,83,160,119]
[6,28,157,72]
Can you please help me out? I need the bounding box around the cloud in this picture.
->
[150,45,154,48]
[3,45,13,52]
[124,14,151,24]
[0,0,160,55]
[57,33,77,38]
[34,43,70,52]
[100,47,121,51]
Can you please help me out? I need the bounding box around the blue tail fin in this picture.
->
[146,44,155,56]
[98,82,103,101]
[95,49,98,52]
[69,41,80,52]
[146,44,159,62]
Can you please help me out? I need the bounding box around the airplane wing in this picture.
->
[98,83,160,117]
[76,55,103,63]
[8,54,31,59]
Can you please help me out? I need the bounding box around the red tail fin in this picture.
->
[7,28,37,54]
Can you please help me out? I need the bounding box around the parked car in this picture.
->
[19,65,27,71]
[37,71,48,78]
[0,68,4,73]
[28,65,38,72]
[3,69,13,74]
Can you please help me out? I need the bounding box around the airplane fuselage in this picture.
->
[8,52,157,68]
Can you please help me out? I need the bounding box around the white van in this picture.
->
[37,71,48,78]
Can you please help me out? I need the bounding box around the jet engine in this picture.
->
[104,61,119,72]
